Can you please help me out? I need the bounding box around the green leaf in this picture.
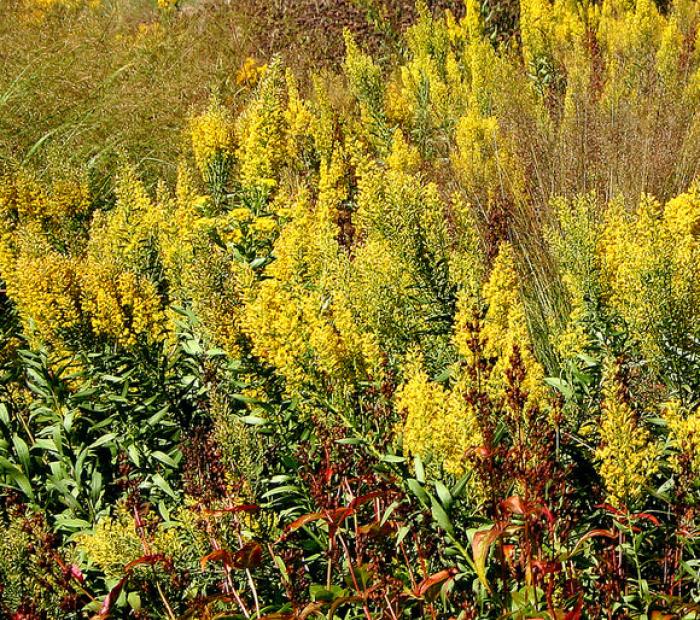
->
[544,377,573,400]
[33,438,58,452]
[380,454,406,463]
[414,456,425,483]
[0,456,35,500]
[0,404,9,426]
[407,478,429,506]
[127,444,141,468]
[89,433,117,450]
[435,481,452,510]
[152,473,178,500]
[309,584,347,602]
[152,450,179,468]
[336,438,365,445]
[12,434,31,474]
[240,415,267,426]
[451,471,471,499]
[430,494,454,535]
[127,592,142,611]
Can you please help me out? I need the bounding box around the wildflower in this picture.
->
[479,243,546,411]
[664,400,700,490]
[395,351,484,488]
[235,61,287,190]
[595,369,660,507]
[236,56,267,87]
[189,99,234,180]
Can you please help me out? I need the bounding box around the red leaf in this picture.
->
[278,512,325,542]
[357,520,399,537]
[595,502,625,515]
[349,491,382,509]
[502,496,555,525]
[502,496,527,515]
[202,503,260,516]
[567,528,618,559]
[472,524,506,591]
[231,542,263,570]
[201,548,234,571]
[278,506,358,543]
[564,595,583,620]
[66,564,84,583]
[324,506,355,538]
[530,559,559,575]
[629,511,661,527]
[414,567,458,597]
[123,553,167,573]
[94,576,127,619]
[650,612,676,620]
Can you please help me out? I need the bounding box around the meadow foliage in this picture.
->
[2,0,700,617]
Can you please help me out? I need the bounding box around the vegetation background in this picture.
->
[1,0,700,618]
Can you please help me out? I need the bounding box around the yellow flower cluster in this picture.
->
[80,167,166,348]
[157,165,248,357]
[241,164,382,393]
[664,400,700,486]
[235,62,287,190]
[545,193,602,361]
[0,170,92,348]
[479,243,546,411]
[189,100,234,180]
[595,373,660,507]
[395,351,483,478]
[0,168,90,223]
[343,31,388,149]
[156,0,177,11]
[9,230,83,348]
[77,503,184,580]
[236,56,267,87]
[599,187,700,374]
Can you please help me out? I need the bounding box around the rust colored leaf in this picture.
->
[123,553,167,573]
[472,524,505,591]
[650,612,676,620]
[349,491,382,509]
[278,512,325,542]
[414,567,458,597]
[93,576,127,619]
[200,548,233,571]
[630,511,661,527]
[325,506,356,538]
[502,495,527,515]
[567,528,618,559]
[564,596,583,620]
[201,503,260,517]
[530,559,559,575]
[67,564,84,583]
[357,520,399,537]
[231,541,263,570]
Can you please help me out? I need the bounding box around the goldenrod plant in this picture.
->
[2,0,700,617]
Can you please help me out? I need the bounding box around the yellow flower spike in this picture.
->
[189,99,234,180]
[235,60,287,191]
[480,243,546,412]
[236,57,266,87]
[80,166,166,348]
[395,350,484,488]
[386,129,421,174]
[595,368,661,507]
[664,400,700,486]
